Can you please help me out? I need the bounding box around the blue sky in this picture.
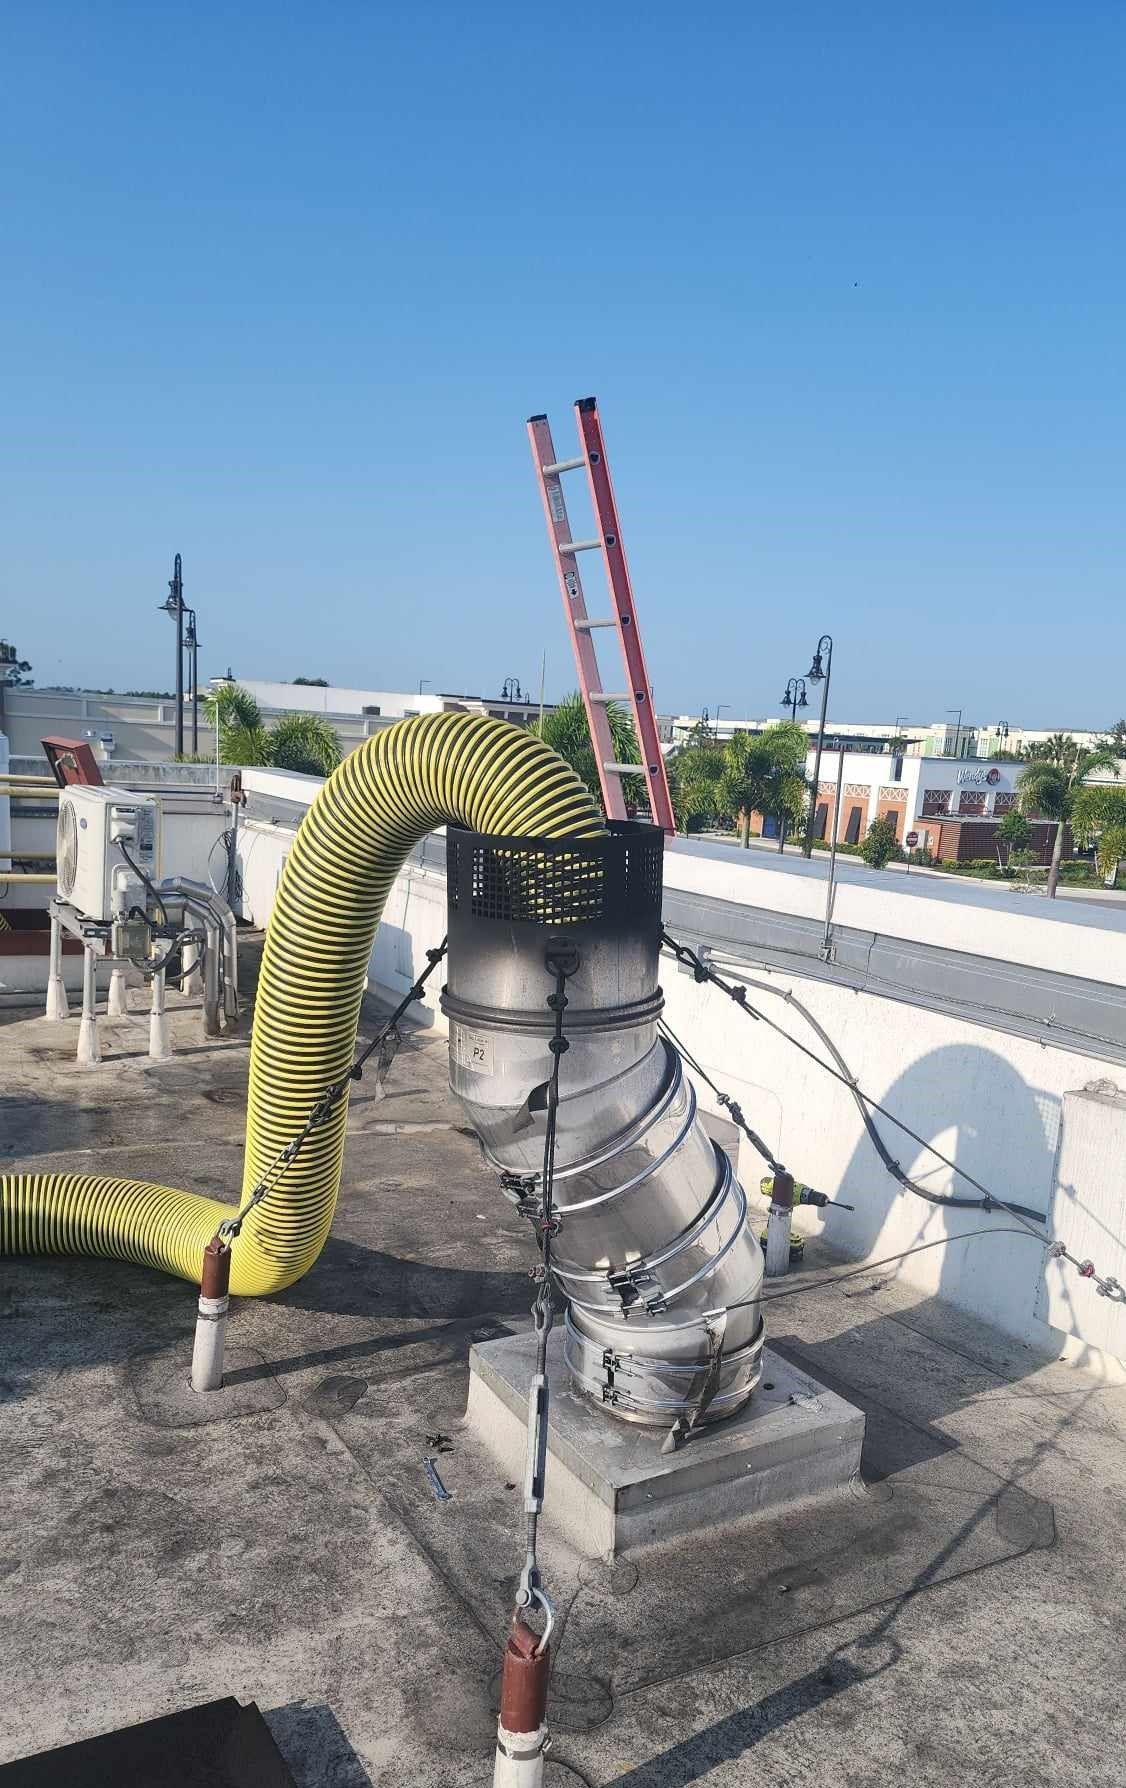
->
[3,3,1124,727]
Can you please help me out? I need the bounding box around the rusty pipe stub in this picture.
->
[191,1234,232,1394]
[769,1170,795,1212]
[498,1615,550,1736]
[200,1235,232,1300]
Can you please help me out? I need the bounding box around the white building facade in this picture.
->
[767,750,1040,862]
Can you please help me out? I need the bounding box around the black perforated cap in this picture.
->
[446,820,663,934]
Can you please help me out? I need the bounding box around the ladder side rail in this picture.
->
[526,414,626,820]
[573,399,676,832]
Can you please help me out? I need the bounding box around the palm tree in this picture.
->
[202,684,342,776]
[664,722,728,834]
[268,713,343,776]
[204,682,262,734]
[717,723,808,848]
[532,693,645,814]
[1069,784,1126,879]
[1017,736,1119,897]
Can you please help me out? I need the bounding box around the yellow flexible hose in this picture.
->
[1,713,603,1295]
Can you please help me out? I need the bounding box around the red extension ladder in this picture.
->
[527,398,676,833]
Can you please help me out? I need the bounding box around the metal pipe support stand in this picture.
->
[764,1169,795,1279]
[148,966,172,1062]
[76,944,100,1066]
[181,936,204,998]
[45,912,69,1022]
[191,1237,231,1393]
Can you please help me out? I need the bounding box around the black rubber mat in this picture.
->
[0,1698,296,1786]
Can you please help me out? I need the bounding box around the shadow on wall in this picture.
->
[364,917,446,1031]
[824,1041,1059,1338]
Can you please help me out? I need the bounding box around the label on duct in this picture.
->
[454,1027,493,1073]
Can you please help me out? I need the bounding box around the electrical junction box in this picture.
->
[56,785,162,923]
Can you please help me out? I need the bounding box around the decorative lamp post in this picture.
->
[801,636,834,858]
[778,677,808,852]
[184,608,200,755]
[158,554,185,760]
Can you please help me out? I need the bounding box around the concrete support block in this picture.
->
[466,1330,865,1557]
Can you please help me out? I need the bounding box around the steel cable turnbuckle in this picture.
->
[511,947,575,1656]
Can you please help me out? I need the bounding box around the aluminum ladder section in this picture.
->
[527,396,676,832]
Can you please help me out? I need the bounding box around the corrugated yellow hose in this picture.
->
[1,713,603,1295]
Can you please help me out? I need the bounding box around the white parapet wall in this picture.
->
[232,771,1126,1375]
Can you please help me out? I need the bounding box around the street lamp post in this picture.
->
[158,554,185,760]
[713,703,729,739]
[946,706,963,759]
[782,677,809,724]
[778,677,808,852]
[801,635,834,858]
[184,608,200,755]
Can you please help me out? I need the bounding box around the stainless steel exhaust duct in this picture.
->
[443,822,765,1427]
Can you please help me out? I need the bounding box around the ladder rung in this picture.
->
[558,538,601,554]
[573,617,617,630]
[602,761,641,775]
[541,457,585,475]
[591,692,630,703]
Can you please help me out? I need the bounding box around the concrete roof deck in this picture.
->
[2,990,1124,1787]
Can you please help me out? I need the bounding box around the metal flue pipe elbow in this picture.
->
[443,823,765,1427]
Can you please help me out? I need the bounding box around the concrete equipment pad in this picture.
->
[466,1329,866,1555]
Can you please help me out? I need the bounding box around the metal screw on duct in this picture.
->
[191,1235,231,1392]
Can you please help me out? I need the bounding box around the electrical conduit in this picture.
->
[0,714,603,1295]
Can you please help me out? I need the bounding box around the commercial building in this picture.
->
[753,749,1056,861]
[231,678,552,730]
[663,713,925,752]
[666,712,1118,761]
[0,678,555,777]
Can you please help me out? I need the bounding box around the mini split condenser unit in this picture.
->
[56,785,162,923]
